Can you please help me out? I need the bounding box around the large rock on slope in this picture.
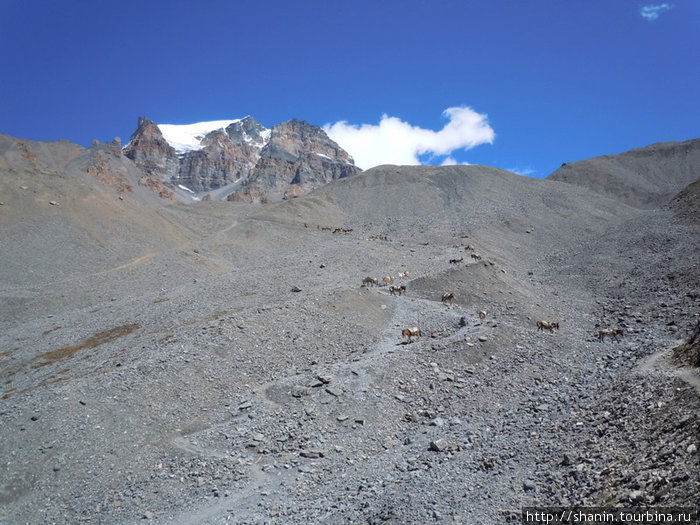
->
[230,119,361,202]
[548,138,700,208]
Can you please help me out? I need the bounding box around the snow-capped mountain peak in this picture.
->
[123,115,360,199]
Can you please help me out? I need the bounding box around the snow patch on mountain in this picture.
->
[256,128,272,144]
[157,120,240,153]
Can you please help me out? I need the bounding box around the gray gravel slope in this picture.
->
[0,150,698,524]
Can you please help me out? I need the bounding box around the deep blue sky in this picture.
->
[1,0,698,176]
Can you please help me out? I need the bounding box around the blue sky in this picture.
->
[1,1,698,176]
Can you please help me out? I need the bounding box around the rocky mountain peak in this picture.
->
[229,119,361,202]
[122,117,178,178]
[126,117,171,149]
[269,119,354,163]
[225,116,268,146]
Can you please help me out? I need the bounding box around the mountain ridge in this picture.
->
[124,116,361,201]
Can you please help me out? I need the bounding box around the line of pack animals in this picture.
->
[360,243,624,345]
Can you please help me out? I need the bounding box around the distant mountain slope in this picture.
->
[308,164,633,267]
[0,133,84,174]
[547,138,700,208]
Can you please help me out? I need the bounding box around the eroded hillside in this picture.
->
[0,138,698,524]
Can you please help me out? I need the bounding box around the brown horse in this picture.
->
[537,320,559,333]
[598,329,624,342]
[441,292,455,305]
[401,327,422,343]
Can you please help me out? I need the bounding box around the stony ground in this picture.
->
[0,165,698,524]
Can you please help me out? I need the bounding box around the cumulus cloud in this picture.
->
[323,107,494,170]
[640,3,675,20]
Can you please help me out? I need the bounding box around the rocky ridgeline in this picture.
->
[124,116,361,200]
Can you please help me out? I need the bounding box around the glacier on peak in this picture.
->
[157,118,270,154]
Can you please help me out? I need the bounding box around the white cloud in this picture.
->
[507,167,536,177]
[323,107,495,170]
[640,3,674,20]
[440,156,471,166]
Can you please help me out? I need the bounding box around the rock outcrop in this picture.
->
[673,322,700,368]
[82,140,134,195]
[73,138,177,201]
[123,117,179,179]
